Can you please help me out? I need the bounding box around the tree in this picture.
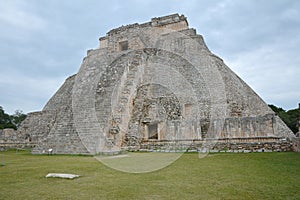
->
[285,109,299,133]
[0,106,16,130]
[10,110,27,128]
[268,104,285,113]
[269,104,299,134]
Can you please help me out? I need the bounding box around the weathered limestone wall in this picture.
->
[99,14,189,52]
[34,75,88,154]
[13,75,89,154]
[292,137,300,152]
[0,129,18,143]
[139,138,293,153]
[0,110,54,149]
[0,128,35,149]
[18,111,55,144]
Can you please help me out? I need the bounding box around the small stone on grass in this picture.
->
[45,173,80,179]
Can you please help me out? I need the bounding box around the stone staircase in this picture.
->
[108,50,145,145]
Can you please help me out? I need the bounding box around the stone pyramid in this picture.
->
[19,14,294,154]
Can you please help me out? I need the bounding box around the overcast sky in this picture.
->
[0,0,299,114]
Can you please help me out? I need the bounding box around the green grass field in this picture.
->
[0,149,299,200]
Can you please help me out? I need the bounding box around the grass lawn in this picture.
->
[0,149,299,199]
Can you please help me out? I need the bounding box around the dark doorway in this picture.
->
[119,41,128,51]
[148,123,158,139]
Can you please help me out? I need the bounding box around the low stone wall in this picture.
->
[0,128,36,150]
[0,128,24,143]
[1,126,296,153]
[127,137,293,153]
[292,137,300,152]
[0,143,36,150]
[0,128,18,142]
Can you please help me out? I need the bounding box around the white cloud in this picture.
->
[227,40,300,110]
[280,7,299,21]
[0,71,66,114]
[0,1,46,34]
[0,0,299,113]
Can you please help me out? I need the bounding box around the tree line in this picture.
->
[0,106,27,130]
[269,104,299,134]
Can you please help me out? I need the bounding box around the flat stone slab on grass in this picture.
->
[45,173,80,179]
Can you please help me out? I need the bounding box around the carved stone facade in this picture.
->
[4,14,296,154]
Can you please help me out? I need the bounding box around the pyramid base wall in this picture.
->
[0,142,36,151]
[292,137,300,152]
[125,137,293,153]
